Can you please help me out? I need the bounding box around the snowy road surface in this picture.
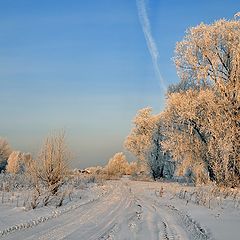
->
[1,179,239,240]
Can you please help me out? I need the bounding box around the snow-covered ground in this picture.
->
[0,178,239,240]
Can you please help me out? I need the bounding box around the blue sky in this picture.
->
[0,0,238,167]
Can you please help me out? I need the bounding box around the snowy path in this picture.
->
[2,179,237,239]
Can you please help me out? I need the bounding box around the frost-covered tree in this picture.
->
[106,152,129,176]
[126,161,139,175]
[0,138,12,172]
[163,17,240,186]
[6,151,23,174]
[125,108,174,180]
[149,116,175,180]
[162,89,215,184]
[21,152,32,171]
[6,151,32,174]
[125,108,155,162]
[28,132,69,194]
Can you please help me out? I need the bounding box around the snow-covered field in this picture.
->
[0,177,239,240]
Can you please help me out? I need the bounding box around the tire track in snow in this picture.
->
[36,182,131,240]
[1,180,213,240]
[92,184,135,240]
[141,200,180,240]
[164,204,212,240]
[100,199,144,240]
[1,183,114,240]
[129,181,188,240]
[0,198,98,239]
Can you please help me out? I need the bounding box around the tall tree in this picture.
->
[162,89,215,184]
[165,18,240,186]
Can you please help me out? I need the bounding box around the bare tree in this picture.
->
[29,131,70,195]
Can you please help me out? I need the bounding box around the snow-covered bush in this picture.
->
[105,152,129,177]
[0,172,32,192]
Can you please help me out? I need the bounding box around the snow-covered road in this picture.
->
[1,179,239,240]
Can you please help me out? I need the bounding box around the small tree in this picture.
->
[29,132,70,195]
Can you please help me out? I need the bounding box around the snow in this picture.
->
[0,178,239,239]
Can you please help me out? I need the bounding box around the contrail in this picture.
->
[136,0,166,91]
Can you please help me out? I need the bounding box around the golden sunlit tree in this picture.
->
[163,17,240,186]
[106,152,129,177]
[125,108,174,180]
[29,131,70,195]
[162,89,215,184]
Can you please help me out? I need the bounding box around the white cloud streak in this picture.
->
[136,0,166,91]
[234,12,240,20]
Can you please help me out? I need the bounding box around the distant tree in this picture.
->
[106,152,129,177]
[6,151,32,174]
[0,138,12,172]
[21,152,32,171]
[6,151,23,174]
[126,161,139,175]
